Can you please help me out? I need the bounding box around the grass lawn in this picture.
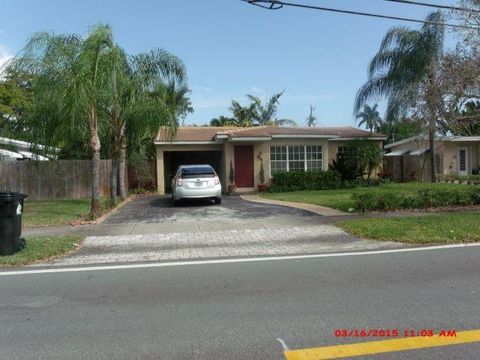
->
[262,182,474,212]
[337,212,480,244]
[22,199,91,228]
[0,236,81,266]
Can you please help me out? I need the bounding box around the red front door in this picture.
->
[234,145,254,187]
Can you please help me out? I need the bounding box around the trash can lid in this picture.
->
[0,192,28,202]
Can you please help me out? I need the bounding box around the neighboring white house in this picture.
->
[384,135,480,181]
[0,137,59,161]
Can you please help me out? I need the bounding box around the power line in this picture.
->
[383,0,480,13]
[243,0,477,29]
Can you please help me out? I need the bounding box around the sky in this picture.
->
[0,0,461,127]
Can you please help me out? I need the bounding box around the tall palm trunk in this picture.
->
[118,136,127,198]
[90,106,101,216]
[110,113,121,205]
[429,122,436,183]
[110,154,119,205]
[427,69,437,183]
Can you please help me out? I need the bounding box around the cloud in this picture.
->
[249,86,266,94]
[0,44,14,75]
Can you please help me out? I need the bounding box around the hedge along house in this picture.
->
[154,126,387,194]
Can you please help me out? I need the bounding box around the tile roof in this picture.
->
[155,126,385,143]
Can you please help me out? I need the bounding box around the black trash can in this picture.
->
[0,192,28,255]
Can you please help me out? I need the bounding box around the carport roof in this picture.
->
[155,126,386,144]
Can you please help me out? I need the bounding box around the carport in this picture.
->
[163,150,223,193]
[155,140,225,194]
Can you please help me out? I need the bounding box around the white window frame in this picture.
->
[306,145,323,172]
[459,147,468,175]
[269,144,323,177]
[270,146,288,176]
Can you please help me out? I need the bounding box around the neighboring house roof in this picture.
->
[0,137,60,153]
[155,126,386,144]
[0,148,24,160]
[0,137,59,161]
[385,135,480,149]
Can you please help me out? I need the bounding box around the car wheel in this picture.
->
[214,197,222,205]
[172,196,180,206]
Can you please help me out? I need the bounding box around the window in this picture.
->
[435,154,444,174]
[288,145,305,171]
[337,146,357,157]
[269,145,323,175]
[306,145,323,171]
[270,146,287,174]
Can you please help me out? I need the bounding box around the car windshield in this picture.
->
[181,166,215,178]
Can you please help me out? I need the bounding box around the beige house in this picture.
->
[385,136,480,181]
[154,126,386,194]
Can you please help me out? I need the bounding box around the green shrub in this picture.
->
[269,171,385,193]
[353,185,480,211]
[471,186,480,203]
[352,192,377,212]
[269,170,342,192]
[417,189,475,207]
[329,155,363,181]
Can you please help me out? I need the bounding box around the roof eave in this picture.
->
[154,141,222,145]
[331,136,387,141]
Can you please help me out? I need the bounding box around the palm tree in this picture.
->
[149,78,193,126]
[13,25,114,215]
[210,115,235,126]
[229,100,256,127]
[354,11,444,182]
[306,105,317,127]
[355,104,382,132]
[247,91,298,126]
[103,48,186,202]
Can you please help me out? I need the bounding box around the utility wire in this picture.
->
[244,0,477,29]
[383,0,480,13]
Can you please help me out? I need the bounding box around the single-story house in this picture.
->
[154,126,386,194]
[385,135,480,181]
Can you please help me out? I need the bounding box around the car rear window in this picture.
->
[181,166,215,178]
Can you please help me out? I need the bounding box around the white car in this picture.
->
[171,165,222,205]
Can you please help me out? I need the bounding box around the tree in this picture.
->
[376,116,423,143]
[229,100,256,126]
[329,139,383,181]
[0,69,33,138]
[354,11,445,182]
[210,115,236,126]
[355,104,381,132]
[11,25,114,215]
[247,91,298,126]
[150,78,193,126]
[306,105,317,127]
[102,47,186,202]
[211,91,297,127]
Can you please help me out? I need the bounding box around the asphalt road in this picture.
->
[0,246,479,359]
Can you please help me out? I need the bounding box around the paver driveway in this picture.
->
[35,195,404,267]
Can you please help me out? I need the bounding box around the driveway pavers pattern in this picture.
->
[44,225,403,266]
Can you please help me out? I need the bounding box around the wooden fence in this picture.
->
[384,156,432,182]
[0,160,127,200]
